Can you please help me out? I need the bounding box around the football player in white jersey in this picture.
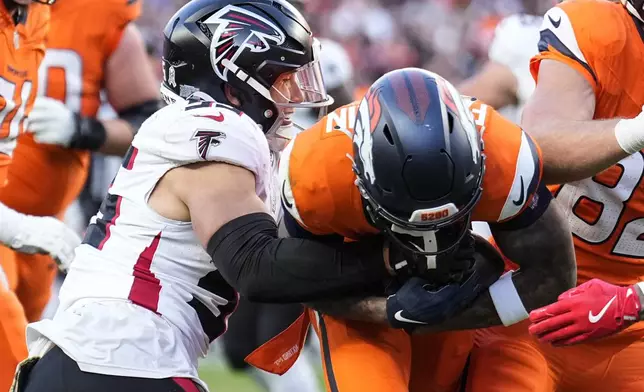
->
[13,1,419,391]
[459,14,542,122]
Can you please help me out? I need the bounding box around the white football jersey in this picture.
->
[488,14,542,118]
[27,100,281,390]
[318,38,353,91]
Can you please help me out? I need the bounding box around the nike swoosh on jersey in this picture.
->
[394,310,428,325]
[512,176,525,206]
[548,15,561,28]
[588,295,617,324]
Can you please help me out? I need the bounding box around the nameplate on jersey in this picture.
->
[325,105,357,138]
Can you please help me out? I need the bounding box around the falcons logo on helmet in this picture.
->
[203,5,286,81]
[192,129,226,160]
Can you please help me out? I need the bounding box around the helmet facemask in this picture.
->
[212,37,333,151]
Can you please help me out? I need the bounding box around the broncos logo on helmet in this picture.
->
[204,5,286,81]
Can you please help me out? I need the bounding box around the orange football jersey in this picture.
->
[37,0,141,117]
[532,0,644,285]
[279,98,543,242]
[0,2,49,176]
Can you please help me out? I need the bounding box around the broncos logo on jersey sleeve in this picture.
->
[204,5,286,81]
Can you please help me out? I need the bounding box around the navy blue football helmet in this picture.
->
[352,68,485,256]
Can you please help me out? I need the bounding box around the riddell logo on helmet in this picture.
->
[420,209,449,221]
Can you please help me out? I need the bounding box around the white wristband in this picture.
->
[489,271,529,326]
[615,109,644,154]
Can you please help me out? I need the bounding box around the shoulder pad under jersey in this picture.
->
[133,100,271,185]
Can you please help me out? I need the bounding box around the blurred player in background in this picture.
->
[0,0,82,389]
[0,0,160,337]
[464,0,644,391]
[274,67,575,392]
[290,0,355,130]
[458,0,557,119]
[458,13,541,122]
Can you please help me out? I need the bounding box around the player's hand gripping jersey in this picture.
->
[26,101,280,389]
[281,98,543,240]
[532,0,644,285]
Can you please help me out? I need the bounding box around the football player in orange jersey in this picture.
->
[0,0,82,389]
[0,0,160,329]
[463,0,644,391]
[271,67,576,392]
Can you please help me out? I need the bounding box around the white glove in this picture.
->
[0,203,81,272]
[26,96,76,147]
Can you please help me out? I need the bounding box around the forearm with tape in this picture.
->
[615,107,644,154]
[489,271,529,326]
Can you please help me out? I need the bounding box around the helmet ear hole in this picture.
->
[383,124,395,146]
[447,112,455,134]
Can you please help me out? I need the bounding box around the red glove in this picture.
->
[528,279,642,346]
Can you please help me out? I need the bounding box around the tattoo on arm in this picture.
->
[414,201,577,334]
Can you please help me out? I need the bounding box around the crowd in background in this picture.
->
[138,0,534,88]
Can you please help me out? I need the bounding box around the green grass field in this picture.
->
[198,354,325,392]
[198,361,264,392]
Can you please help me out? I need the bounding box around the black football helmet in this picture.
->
[622,0,644,22]
[352,68,485,256]
[161,0,333,150]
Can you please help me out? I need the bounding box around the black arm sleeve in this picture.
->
[207,212,390,303]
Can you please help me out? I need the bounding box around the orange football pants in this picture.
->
[465,321,644,392]
[0,135,89,390]
[309,309,474,392]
